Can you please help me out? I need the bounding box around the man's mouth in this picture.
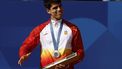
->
[57,12,62,15]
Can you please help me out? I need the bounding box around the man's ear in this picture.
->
[46,9,50,14]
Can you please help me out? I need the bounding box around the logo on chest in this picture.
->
[64,30,68,35]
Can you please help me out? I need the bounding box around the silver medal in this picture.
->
[53,50,60,58]
[50,20,63,58]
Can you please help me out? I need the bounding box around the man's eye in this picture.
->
[53,7,58,9]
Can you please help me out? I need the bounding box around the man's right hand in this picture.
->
[18,52,31,66]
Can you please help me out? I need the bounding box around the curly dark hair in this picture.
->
[43,0,62,9]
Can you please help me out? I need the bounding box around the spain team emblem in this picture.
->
[64,31,68,35]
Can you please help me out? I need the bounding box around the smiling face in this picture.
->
[47,3,63,20]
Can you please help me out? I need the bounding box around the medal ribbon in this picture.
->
[50,20,63,51]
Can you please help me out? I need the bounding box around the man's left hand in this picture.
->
[55,64,65,69]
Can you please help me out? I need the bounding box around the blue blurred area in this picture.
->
[108,2,122,43]
[0,1,122,69]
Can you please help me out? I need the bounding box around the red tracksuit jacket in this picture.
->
[19,19,84,69]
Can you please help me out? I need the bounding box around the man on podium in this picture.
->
[18,0,84,69]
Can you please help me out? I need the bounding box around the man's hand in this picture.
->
[55,64,66,69]
[18,52,31,66]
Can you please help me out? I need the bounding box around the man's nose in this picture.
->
[57,7,62,11]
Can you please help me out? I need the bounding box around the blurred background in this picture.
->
[0,0,122,69]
